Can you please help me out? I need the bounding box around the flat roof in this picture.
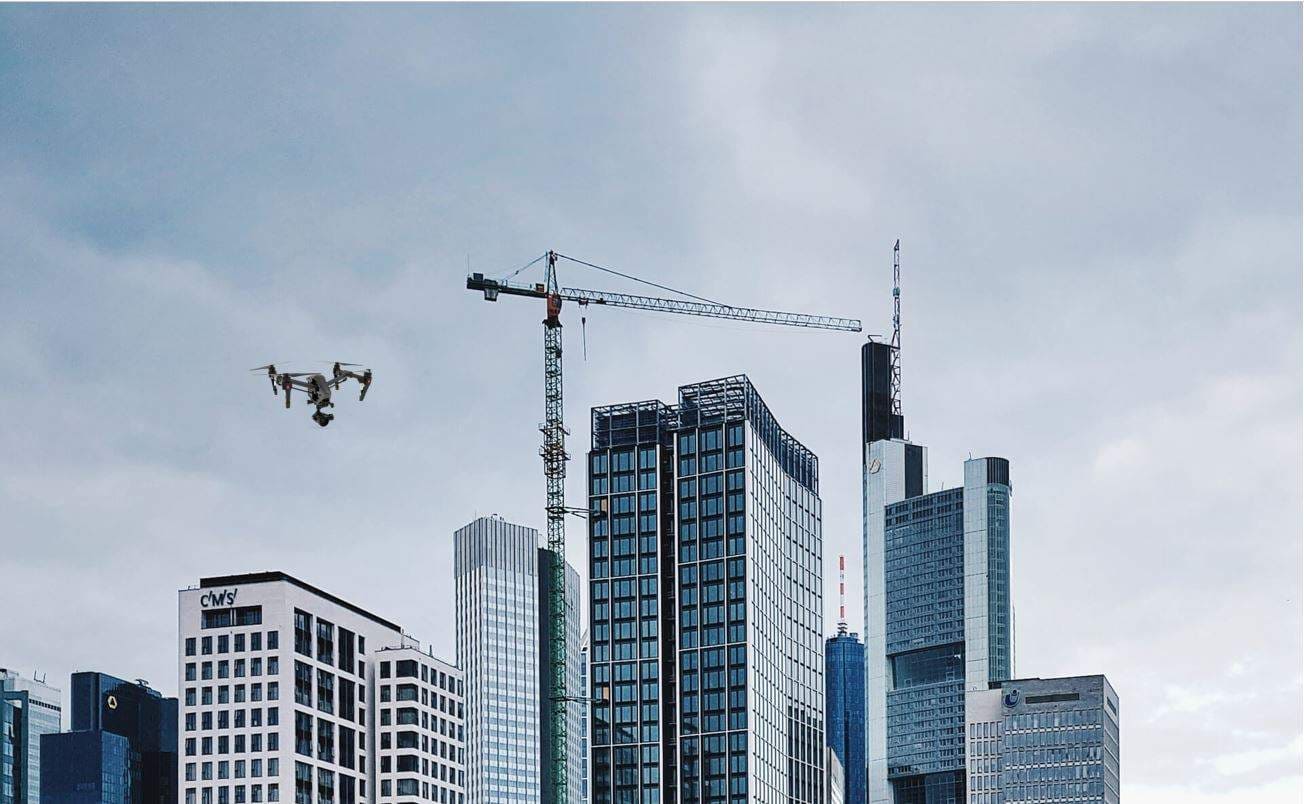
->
[199,571,402,633]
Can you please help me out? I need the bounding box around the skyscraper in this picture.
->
[826,627,866,804]
[587,375,825,803]
[862,338,1012,804]
[41,673,177,804]
[1,669,63,804]
[453,516,580,804]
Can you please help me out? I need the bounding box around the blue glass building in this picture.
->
[826,628,866,804]
[40,674,177,804]
[40,732,133,804]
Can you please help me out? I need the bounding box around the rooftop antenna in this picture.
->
[837,554,848,635]
[890,239,902,416]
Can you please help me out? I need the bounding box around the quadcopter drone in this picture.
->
[251,362,373,427]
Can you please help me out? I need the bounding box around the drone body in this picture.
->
[252,362,373,427]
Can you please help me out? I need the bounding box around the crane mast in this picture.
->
[466,250,861,803]
[890,239,902,415]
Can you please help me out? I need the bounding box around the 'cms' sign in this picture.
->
[201,589,238,607]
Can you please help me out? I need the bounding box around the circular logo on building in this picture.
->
[1003,689,1020,708]
[869,458,882,474]
[107,695,118,710]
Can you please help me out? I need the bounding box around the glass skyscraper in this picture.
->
[825,629,866,804]
[1,669,63,804]
[587,375,825,804]
[41,674,177,804]
[453,516,580,804]
[861,342,1013,804]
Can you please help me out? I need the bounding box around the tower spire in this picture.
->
[838,554,848,634]
[890,239,902,416]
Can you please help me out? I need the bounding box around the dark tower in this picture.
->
[861,340,904,446]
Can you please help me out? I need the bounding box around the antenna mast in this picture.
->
[838,554,848,634]
[890,239,902,415]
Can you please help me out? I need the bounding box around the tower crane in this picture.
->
[465,250,862,802]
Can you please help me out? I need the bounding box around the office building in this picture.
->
[587,375,825,803]
[373,645,465,804]
[964,676,1119,804]
[42,673,177,804]
[865,451,1011,804]
[40,732,132,804]
[825,626,866,804]
[862,335,1013,804]
[1,669,63,804]
[453,517,581,804]
[177,572,407,804]
[826,749,845,804]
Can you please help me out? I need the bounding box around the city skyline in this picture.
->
[0,5,1299,804]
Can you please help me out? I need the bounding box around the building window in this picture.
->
[294,763,312,804]
[294,611,312,657]
[317,671,334,715]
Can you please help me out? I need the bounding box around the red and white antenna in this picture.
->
[838,554,848,635]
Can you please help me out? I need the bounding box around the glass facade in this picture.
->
[40,731,133,804]
[2,670,63,804]
[453,518,540,804]
[588,376,824,804]
[866,455,1011,804]
[453,517,581,804]
[825,633,865,804]
[53,673,178,804]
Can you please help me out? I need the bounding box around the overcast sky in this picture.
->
[1,3,1299,802]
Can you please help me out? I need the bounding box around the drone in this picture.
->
[251,362,373,427]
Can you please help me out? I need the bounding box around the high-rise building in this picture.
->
[865,449,1011,804]
[177,572,407,804]
[862,335,1013,804]
[1,669,63,804]
[453,517,581,804]
[825,627,866,804]
[965,676,1119,804]
[373,645,465,804]
[587,375,825,804]
[41,673,177,804]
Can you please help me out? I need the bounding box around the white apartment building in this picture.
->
[373,645,465,804]
[177,572,465,804]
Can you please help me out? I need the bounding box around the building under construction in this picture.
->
[586,375,826,804]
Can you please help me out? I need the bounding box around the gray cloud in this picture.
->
[0,4,1299,801]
